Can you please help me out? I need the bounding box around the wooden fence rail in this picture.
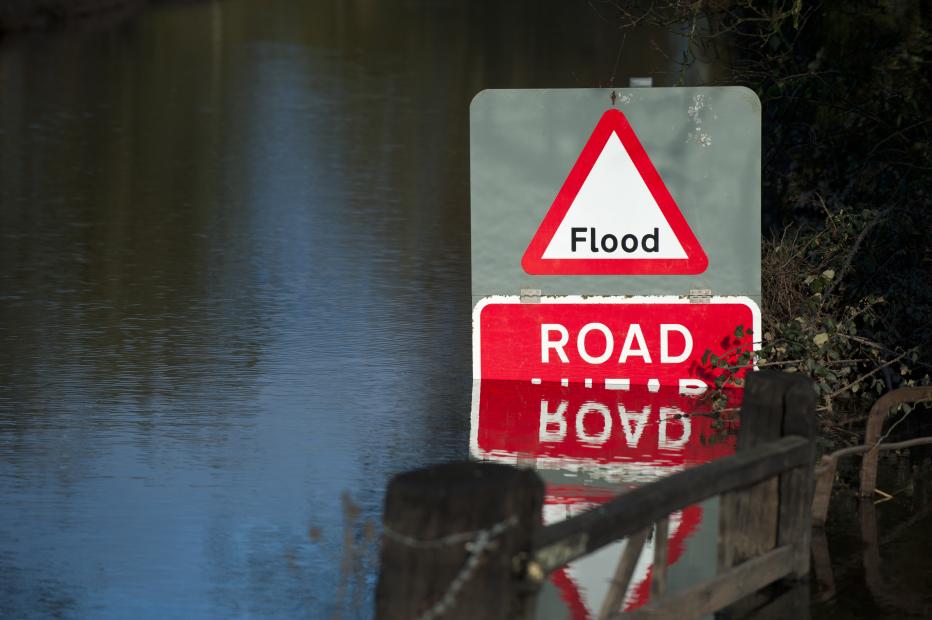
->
[531,435,810,573]
[811,385,932,527]
[375,371,817,619]
[858,386,932,497]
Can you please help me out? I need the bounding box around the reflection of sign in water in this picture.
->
[473,296,759,390]
[545,487,702,616]
[470,381,740,616]
[471,381,740,477]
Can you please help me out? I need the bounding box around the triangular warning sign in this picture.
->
[522,109,708,275]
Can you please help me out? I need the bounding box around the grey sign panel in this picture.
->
[470,87,760,304]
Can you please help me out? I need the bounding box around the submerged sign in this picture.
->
[470,88,762,387]
[468,89,758,613]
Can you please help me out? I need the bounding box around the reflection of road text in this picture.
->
[540,398,691,450]
[470,380,740,479]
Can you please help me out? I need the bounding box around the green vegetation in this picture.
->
[607,0,932,445]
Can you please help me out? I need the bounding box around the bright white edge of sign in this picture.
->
[468,295,762,479]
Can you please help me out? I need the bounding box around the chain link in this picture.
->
[382,515,517,549]
[382,515,519,619]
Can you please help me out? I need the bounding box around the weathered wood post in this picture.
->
[375,462,544,619]
[719,371,816,617]
[777,372,817,578]
[810,455,837,528]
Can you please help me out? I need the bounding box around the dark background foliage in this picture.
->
[605,0,932,442]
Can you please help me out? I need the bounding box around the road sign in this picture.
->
[522,108,708,275]
[473,296,759,389]
[467,90,756,618]
[470,88,761,302]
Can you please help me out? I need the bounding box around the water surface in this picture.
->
[0,1,699,617]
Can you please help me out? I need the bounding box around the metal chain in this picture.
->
[382,515,519,619]
[382,515,517,549]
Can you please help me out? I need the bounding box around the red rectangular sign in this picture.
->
[473,296,759,390]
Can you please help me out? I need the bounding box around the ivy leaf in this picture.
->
[813,333,829,347]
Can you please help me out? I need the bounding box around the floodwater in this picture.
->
[810,453,932,620]
[0,1,713,617]
[5,1,927,618]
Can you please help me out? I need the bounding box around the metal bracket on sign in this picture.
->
[689,288,712,303]
[521,289,542,304]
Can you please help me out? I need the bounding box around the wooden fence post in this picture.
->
[777,376,817,578]
[375,462,544,619]
[719,372,786,571]
[810,455,837,528]
[719,371,816,617]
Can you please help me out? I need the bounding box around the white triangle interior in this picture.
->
[542,133,687,260]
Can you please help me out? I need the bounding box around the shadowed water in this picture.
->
[0,1,707,617]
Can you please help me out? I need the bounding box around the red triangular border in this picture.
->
[521,108,708,275]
